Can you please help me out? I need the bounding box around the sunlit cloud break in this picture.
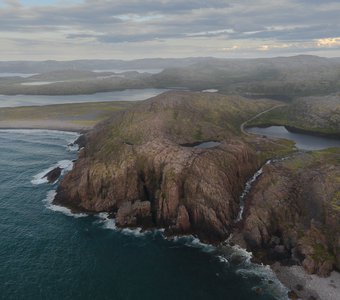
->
[317,37,340,47]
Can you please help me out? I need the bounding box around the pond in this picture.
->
[181,141,221,149]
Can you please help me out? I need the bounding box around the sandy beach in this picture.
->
[271,263,340,300]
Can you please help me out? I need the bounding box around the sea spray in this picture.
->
[31,160,74,185]
[94,212,288,299]
[219,242,289,300]
[43,190,88,218]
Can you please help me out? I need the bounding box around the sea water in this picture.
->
[0,130,288,300]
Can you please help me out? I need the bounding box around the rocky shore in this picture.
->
[53,91,339,298]
[55,91,286,241]
[272,263,340,300]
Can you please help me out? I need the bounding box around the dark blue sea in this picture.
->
[0,130,288,300]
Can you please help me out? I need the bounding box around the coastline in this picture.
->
[3,122,339,300]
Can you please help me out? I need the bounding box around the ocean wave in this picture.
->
[95,213,165,237]
[31,160,74,185]
[97,214,216,252]
[48,202,288,298]
[67,143,79,152]
[170,235,216,253]
[216,242,288,299]
[236,264,289,300]
[217,255,230,265]
[43,190,88,218]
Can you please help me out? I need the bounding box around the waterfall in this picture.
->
[235,160,271,222]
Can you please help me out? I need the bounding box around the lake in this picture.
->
[0,89,168,107]
[247,126,340,150]
[0,73,38,78]
[93,68,163,74]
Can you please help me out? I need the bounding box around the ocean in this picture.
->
[0,130,288,300]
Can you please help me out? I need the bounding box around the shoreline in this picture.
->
[245,123,340,140]
[271,262,340,300]
[4,123,339,300]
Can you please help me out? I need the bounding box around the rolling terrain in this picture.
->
[247,94,340,137]
[1,55,339,98]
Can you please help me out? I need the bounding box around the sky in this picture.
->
[0,0,340,60]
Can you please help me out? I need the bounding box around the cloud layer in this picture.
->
[0,0,339,60]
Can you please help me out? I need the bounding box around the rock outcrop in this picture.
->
[54,91,339,276]
[239,150,340,276]
[43,167,62,183]
[54,91,286,242]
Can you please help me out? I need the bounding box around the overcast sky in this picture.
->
[0,0,340,60]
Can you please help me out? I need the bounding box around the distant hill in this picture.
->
[0,55,339,99]
[0,57,214,73]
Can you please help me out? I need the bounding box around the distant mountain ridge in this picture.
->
[0,55,339,99]
[0,55,338,73]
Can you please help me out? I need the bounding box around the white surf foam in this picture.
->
[236,264,289,299]
[67,143,79,152]
[43,190,87,218]
[31,160,74,185]
[217,255,230,265]
[171,235,216,253]
[230,244,253,265]
[95,212,215,252]
[218,241,288,299]
[95,213,154,237]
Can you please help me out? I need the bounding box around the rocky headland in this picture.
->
[235,150,340,277]
[54,91,339,284]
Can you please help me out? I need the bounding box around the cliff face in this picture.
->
[240,150,340,276]
[55,91,284,242]
[57,138,259,242]
[54,91,339,275]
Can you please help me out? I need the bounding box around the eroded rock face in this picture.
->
[54,92,282,243]
[55,137,259,242]
[240,152,340,276]
[53,91,339,276]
